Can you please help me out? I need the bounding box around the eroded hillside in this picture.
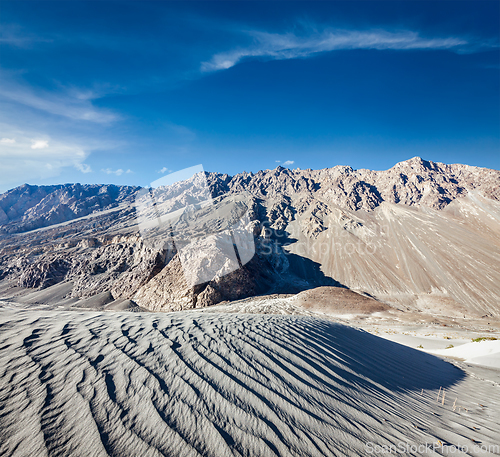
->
[0,157,498,317]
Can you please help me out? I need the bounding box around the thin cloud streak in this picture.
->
[201,28,478,72]
[0,78,119,124]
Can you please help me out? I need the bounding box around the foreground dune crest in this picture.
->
[1,311,498,456]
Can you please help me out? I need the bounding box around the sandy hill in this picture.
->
[0,310,498,456]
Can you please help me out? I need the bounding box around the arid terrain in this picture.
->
[0,158,499,456]
[0,157,499,317]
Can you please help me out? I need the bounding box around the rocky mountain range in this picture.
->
[0,183,140,234]
[0,157,499,318]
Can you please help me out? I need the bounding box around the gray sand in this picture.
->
[0,310,499,456]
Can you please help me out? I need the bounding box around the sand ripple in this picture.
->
[0,311,498,456]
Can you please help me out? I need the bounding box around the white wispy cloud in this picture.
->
[102,168,124,176]
[201,28,474,72]
[75,163,92,174]
[159,166,172,174]
[0,123,93,190]
[0,75,118,124]
[283,160,294,167]
[31,139,49,149]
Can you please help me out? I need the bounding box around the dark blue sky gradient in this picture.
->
[0,1,498,191]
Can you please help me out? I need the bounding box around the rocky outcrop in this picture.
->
[18,257,71,289]
[8,235,171,301]
[133,243,284,312]
[68,241,169,300]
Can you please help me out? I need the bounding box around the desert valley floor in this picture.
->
[0,303,499,457]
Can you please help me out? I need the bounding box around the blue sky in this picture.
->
[0,1,499,191]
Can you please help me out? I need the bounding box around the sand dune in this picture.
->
[431,340,500,369]
[1,310,499,456]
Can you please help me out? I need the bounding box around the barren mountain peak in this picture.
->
[0,158,498,316]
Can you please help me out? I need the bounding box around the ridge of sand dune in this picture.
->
[431,340,500,368]
[1,310,499,456]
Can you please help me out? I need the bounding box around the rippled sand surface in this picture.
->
[0,310,499,456]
